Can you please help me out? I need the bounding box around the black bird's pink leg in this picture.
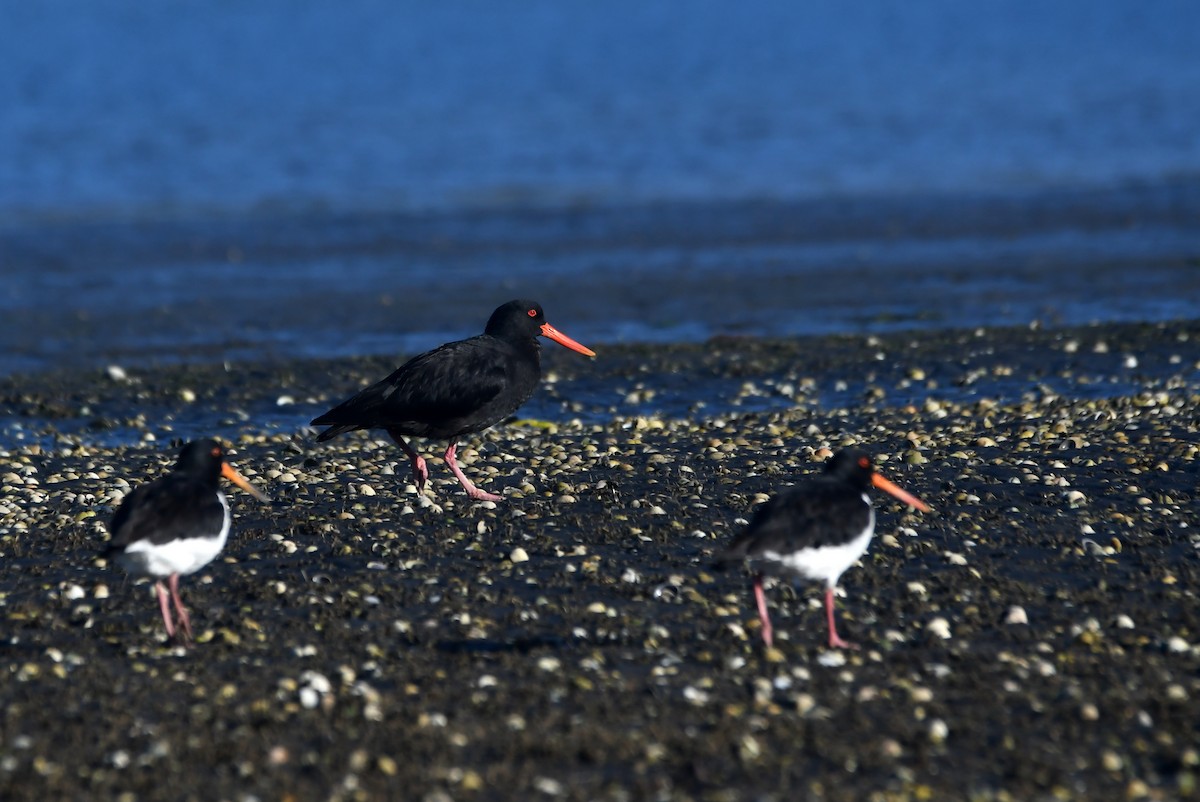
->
[444,442,502,502]
[155,580,176,639]
[168,573,193,642]
[387,428,429,492]
[753,574,774,648]
[825,586,856,650]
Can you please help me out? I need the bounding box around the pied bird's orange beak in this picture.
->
[221,462,272,502]
[871,472,930,512]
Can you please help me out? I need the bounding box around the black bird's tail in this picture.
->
[313,424,360,442]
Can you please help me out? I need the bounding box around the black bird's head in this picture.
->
[486,299,595,357]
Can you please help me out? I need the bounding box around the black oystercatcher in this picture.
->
[311,299,595,502]
[719,448,930,649]
[105,439,270,643]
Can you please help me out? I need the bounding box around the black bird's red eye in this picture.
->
[858,456,870,469]
[211,447,222,458]
[527,309,537,318]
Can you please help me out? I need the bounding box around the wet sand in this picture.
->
[2,320,1200,801]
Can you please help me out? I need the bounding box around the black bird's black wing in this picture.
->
[106,474,227,553]
[313,338,514,437]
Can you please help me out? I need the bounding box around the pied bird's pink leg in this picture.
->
[155,580,176,640]
[753,574,774,648]
[386,429,429,493]
[168,573,193,642]
[825,585,857,650]
[444,442,502,502]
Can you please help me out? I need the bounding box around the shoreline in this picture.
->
[2,318,1200,800]
[3,317,1198,449]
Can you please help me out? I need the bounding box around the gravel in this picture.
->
[2,319,1199,801]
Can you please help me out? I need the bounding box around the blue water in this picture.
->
[4,1,1199,216]
[2,1,1200,373]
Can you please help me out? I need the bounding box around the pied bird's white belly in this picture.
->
[763,503,875,587]
[116,493,231,578]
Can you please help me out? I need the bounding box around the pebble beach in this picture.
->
[3,319,1199,801]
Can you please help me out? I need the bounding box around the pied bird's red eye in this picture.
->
[858,456,870,469]
[527,309,537,318]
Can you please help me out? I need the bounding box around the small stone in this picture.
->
[509,548,529,563]
[1005,606,1028,625]
[298,687,320,709]
[1167,636,1190,653]
[926,618,952,639]
[533,777,564,796]
[817,651,846,667]
[928,719,949,742]
[305,673,332,695]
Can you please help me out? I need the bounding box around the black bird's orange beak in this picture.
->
[871,472,930,512]
[540,322,596,357]
[221,462,272,502]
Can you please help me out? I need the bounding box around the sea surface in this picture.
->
[2,0,1199,376]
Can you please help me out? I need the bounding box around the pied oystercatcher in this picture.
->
[311,299,595,502]
[105,439,270,643]
[719,448,930,649]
